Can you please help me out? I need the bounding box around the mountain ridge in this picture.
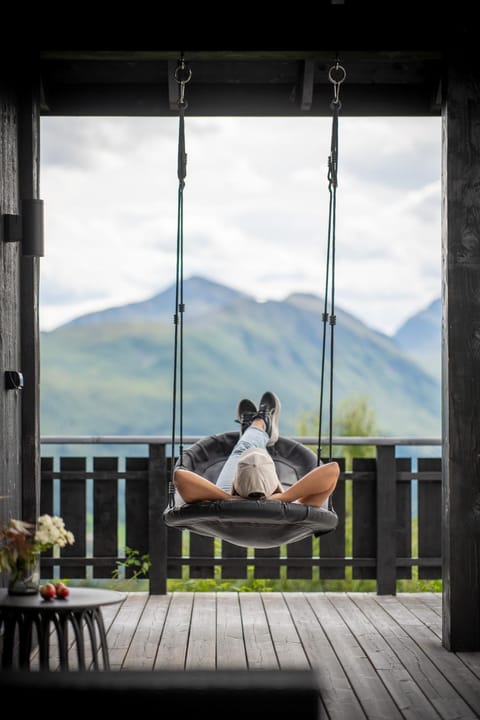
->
[40,276,441,439]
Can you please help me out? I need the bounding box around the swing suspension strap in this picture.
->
[169,55,191,507]
[317,61,346,466]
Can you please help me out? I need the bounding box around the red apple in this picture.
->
[55,581,70,599]
[40,582,56,601]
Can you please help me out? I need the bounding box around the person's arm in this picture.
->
[267,461,339,507]
[174,468,233,503]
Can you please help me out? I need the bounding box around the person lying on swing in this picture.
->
[173,391,339,507]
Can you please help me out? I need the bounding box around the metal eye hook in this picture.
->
[174,56,192,107]
[328,62,346,106]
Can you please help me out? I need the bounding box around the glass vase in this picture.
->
[8,552,41,595]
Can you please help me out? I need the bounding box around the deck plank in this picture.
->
[284,593,367,720]
[261,593,310,669]
[307,594,404,720]
[330,593,442,720]
[375,595,480,717]
[153,591,193,670]
[238,592,278,669]
[216,592,248,669]
[419,592,443,616]
[186,592,217,670]
[396,593,442,638]
[456,650,480,682]
[106,592,148,669]
[122,594,171,669]
[349,593,477,720]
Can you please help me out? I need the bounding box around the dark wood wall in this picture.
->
[19,78,41,525]
[0,83,22,528]
[442,51,480,651]
[0,71,41,555]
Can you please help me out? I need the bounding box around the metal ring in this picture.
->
[328,64,346,85]
[174,65,192,85]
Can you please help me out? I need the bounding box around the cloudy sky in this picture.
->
[39,113,441,336]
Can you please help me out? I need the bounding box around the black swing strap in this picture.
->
[317,61,346,467]
[169,55,191,507]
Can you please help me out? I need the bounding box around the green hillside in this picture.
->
[394,298,441,380]
[40,277,440,439]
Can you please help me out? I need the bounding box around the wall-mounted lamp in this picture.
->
[1,199,44,256]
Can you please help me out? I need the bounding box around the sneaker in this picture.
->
[235,398,258,435]
[255,391,281,446]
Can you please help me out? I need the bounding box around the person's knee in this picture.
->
[328,461,340,489]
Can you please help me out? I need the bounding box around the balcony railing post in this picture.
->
[376,444,397,595]
[148,442,168,594]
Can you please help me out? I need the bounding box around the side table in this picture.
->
[0,587,126,671]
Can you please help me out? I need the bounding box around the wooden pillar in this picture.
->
[0,77,22,527]
[18,68,41,525]
[442,51,480,650]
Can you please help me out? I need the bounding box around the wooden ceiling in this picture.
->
[31,5,472,118]
[38,49,444,117]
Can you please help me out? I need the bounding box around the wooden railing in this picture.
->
[40,436,442,595]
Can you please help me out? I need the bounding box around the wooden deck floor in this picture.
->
[37,592,480,719]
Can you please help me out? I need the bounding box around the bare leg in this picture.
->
[215,419,270,493]
[174,419,271,504]
[173,468,233,503]
[266,461,339,507]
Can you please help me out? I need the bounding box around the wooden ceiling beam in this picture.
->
[39,81,440,118]
[300,60,315,111]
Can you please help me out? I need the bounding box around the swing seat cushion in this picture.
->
[163,433,338,548]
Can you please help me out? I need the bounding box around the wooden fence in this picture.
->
[39,436,442,595]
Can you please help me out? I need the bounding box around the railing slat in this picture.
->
[352,458,376,580]
[148,443,168,594]
[418,457,442,579]
[396,457,412,580]
[125,456,149,578]
[254,547,281,580]
[39,457,54,578]
[220,541,248,580]
[167,526,184,579]
[319,458,346,580]
[376,445,397,594]
[287,537,314,580]
[190,533,215,579]
[60,457,87,579]
[93,457,118,579]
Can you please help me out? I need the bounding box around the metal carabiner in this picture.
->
[175,58,192,107]
[328,62,346,107]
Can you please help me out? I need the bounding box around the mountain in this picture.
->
[64,276,249,327]
[394,298,441,380]
[40,276,441,439]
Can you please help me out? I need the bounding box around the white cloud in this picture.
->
[39,115,441,335]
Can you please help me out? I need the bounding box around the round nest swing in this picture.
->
[163,432,339,548]
[163,57,345,550]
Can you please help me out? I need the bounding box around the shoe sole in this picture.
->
[263,391,281,446]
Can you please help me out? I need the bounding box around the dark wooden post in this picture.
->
[148,443,168,594]
[442,52,480,650]
[18,70,41,524]
[0,77,22,528]
[376,445,396,595]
